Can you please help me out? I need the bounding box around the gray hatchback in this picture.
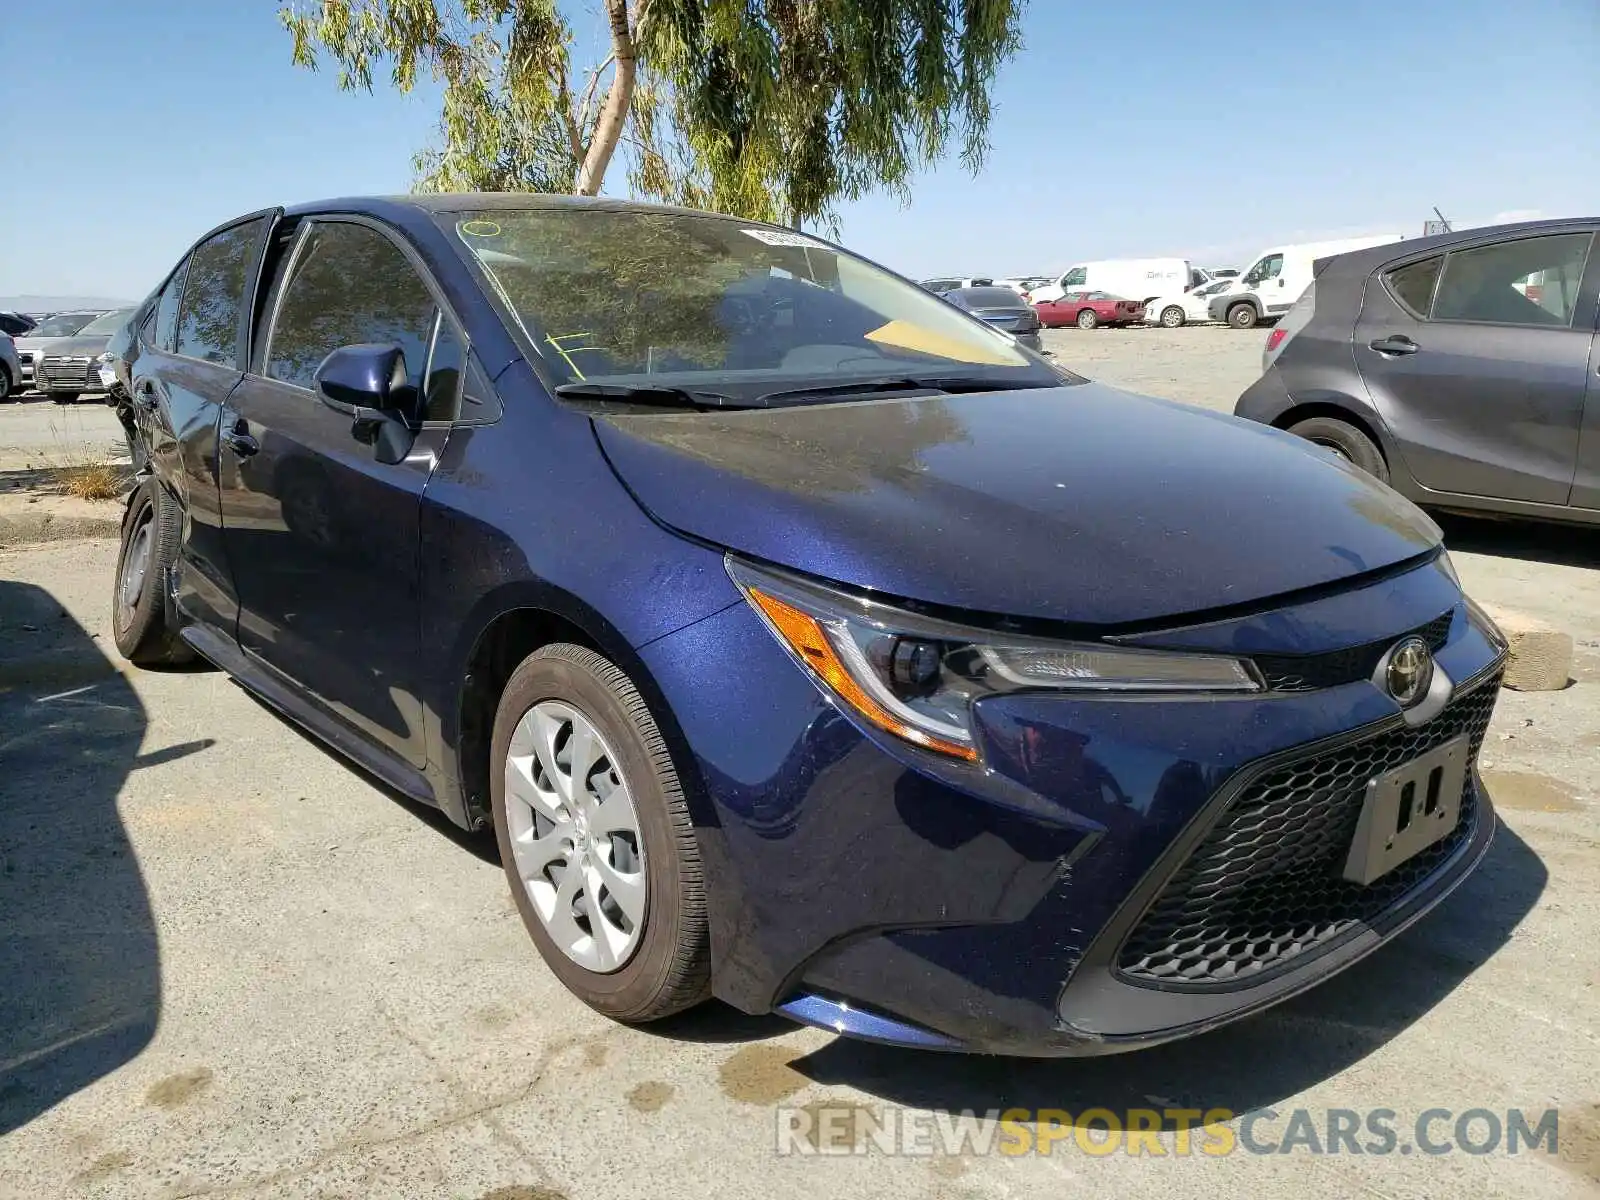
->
[1234,218,1599,527]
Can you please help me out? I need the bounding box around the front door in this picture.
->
[1354,230,1597,506]
[217,217,463,767]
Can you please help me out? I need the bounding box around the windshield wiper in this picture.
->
[553,382,750,410]
[754,375,1051,405]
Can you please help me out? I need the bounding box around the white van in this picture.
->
[1207,235,1404,328]
[1029,258,1205,305]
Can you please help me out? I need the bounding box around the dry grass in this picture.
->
[56,462,123,501]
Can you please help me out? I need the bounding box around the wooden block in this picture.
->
[1477,602,1573,692]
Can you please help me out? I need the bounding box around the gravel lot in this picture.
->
[2,330,1597,1198]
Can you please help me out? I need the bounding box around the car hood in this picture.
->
[30,334,111,357]
[593,383,1440,628]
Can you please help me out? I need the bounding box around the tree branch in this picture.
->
[575,0,639,195]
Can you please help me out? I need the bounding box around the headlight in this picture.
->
[97,351,115,363]
[726,559,1260,762]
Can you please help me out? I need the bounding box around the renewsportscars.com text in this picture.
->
[775,1105,1561,1158]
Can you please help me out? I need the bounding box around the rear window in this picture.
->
[959,288,1024,306]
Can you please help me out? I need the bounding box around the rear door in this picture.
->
[218,215,461,768]
[1354,229,1597,506]
[129,213,275,638]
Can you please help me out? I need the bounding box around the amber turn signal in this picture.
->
[745,587,979,762]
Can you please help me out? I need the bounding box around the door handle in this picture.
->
[223,421,260,458]
[1369,335,1420,356]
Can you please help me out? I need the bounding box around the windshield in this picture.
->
[77,307,135,337]
[445,208,1058,400]
[29,312,100,338]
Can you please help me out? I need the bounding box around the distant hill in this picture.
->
[0,295,136,314]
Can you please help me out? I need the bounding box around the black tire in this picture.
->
[1226,302,1259,330]
[0,364,12,400]
[1076,308,1099,330]
[490,643,710,1022]
[112,479,197,666]
[51,391,81,405]
[1159,305,1185,328]
[1287,416,1390,483]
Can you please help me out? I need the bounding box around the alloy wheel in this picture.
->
[116,517,153,630]
[504,700,647,973]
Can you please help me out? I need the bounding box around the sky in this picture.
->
[1,0,1595,304]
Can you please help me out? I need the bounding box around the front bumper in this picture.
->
[641,556,1504,1055]
[36,356,105,394]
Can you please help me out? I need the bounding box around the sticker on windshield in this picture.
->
[741,228,827,248]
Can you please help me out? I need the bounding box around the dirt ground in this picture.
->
[1,332,1597,1198]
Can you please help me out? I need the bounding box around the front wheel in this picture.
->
[112,479,197,666]
[0,365,12,400]
[491,643,710,1023]
[1226,303,1259,330]
[1159,305,1185,328]
[1076,308,1099,330]
[1287,416,1390,483]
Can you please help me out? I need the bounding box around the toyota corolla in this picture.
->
[111,195,1506,1055]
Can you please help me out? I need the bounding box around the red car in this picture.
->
[1034,290,1144,330]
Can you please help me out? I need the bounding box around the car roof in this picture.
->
[284,192,777,226]
[1317,217,1599,277]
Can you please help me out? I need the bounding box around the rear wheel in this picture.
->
[1076,308,1099,330]
[1159,305,1185,328]
[1226,302,1259,329]
[112,479,197,666]
[0,364,12,400]
[1287,416,1389,483]
[491,643,710,1023]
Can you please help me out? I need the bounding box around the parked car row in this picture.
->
[0,306,136,402]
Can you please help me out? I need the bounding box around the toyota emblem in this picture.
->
[1384,636,1434,707]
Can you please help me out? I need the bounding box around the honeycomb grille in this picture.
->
[1117,673,1499,988]
[1255,609,1454,692]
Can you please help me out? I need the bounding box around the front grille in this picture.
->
[1255,609,1454,692]
[1117,672,1499,988]
[37,357,97,391]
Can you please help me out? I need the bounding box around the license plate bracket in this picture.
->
[1341,735,1469,886]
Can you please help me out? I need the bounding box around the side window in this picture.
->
[1244,254,1283,285]
[1432,233,1593,328]
[266,221,438,404]
[175,218,267,367]
[152,258,190,353]
[1062,267,1087,287]
[1385,256,1443,317]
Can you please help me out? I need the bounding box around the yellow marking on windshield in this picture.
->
[863,320,1020,366]
[545,332,594,379]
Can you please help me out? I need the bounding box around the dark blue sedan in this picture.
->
[111,195,1507,1055]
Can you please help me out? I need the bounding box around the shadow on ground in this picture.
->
[1437,512,1600,569]
[781,821,1545,1124]
[0,580,160,1134]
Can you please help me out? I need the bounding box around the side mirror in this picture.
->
[313,343,416,465]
